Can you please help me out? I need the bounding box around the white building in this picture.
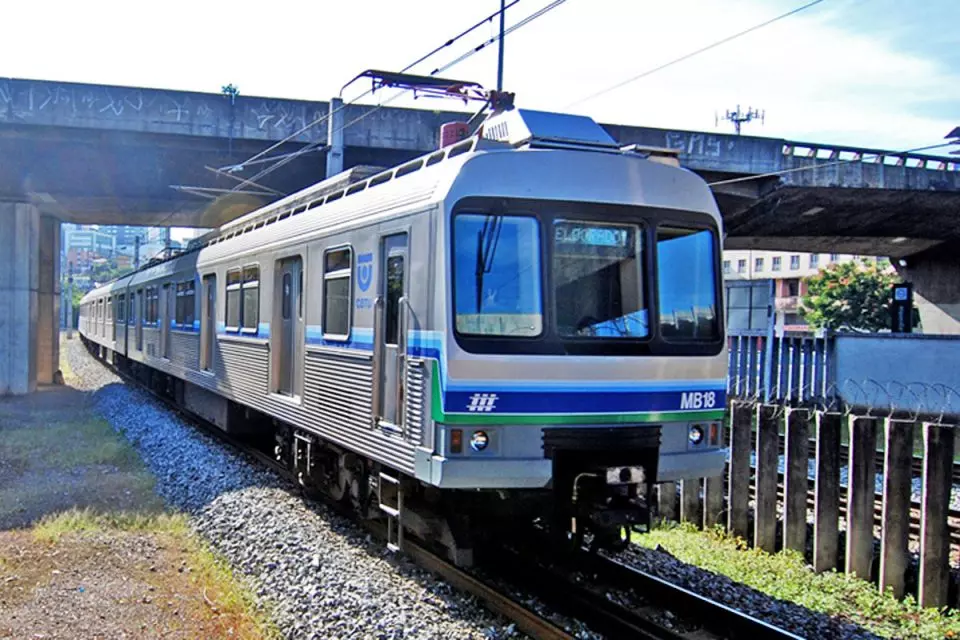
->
[722,250,885,329]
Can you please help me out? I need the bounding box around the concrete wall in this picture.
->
[0,203,59,394]
[834,333,960,417]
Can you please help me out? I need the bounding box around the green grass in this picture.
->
[31,508,281,640]
[0,416,141,471]
[32,507,188,543]
[635,523,960,640]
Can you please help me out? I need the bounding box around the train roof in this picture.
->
[81,108,716,305]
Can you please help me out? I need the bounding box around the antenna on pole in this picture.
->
[718,105,765,135]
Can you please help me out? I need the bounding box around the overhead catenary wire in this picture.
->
[225,0,524,180]
[234,0,571,192]
[564,0,826,110]
[708,141,956,186]
[431,0,569,76]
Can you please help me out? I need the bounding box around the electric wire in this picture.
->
[431,0,569,76]
[226,1,523,181]
[233,0,571,192]
[158,0,566,234]
[565,0,826,110]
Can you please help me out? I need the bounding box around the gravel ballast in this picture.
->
[67,337,883,639]
[65,340,516,639]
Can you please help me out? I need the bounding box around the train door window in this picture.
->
[136,289,144,351]
[298,271,304,319]
[322,247,352,338]
[128,294,135,325]
[202,275,216,372]
[282,273,292,320]
[225,269,241,331]
[656,227,719,340]
[241,265,260,333]
[163,284,174,358]
[377,234,407,427]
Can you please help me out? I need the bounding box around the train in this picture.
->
[79,106,728,562]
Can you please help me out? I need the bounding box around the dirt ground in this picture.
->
[0,337,273,639]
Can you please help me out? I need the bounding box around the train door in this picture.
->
[274,257,302,396]
[201,275,216,372]
[136,289,144,351]
[377,233,408,428]
[161,284,172,358]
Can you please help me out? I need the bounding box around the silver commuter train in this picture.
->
[80,108,727,558]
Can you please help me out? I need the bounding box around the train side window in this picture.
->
[242,265,260,333]
[226,269,241,331]
[322,247,352,339]
[176,280,196,328]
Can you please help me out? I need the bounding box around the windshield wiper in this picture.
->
[475,215,502,313]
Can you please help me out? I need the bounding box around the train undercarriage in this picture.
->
[86,338,660,567]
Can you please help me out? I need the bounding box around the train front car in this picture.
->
[426,109,727,549]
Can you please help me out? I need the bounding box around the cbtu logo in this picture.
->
[357,253,374,292]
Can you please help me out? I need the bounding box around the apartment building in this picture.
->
[722,250,884,330]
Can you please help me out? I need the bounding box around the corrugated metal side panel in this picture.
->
[170,332,200,371]
[143,327,160,359]
[216,340,269,398]
[404,358,426,447]
[304,351,416,473]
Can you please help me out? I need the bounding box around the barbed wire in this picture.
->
[730,378,960,425]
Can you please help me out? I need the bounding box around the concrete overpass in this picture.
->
[2,76,960,393]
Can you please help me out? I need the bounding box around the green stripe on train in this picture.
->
[428,361,725,425]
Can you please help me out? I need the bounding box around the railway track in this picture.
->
[97,349,798,639]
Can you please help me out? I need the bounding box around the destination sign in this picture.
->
[554,223,634,250]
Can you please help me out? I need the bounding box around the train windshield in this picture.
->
[452,205,721,354]
[453,213,543,337]
[553,220,647,338]
[656,228,719,339]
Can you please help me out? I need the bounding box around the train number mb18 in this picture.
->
[680,391,717,410]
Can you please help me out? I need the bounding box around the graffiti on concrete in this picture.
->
[0,78,328,142]
[664,131,736,158]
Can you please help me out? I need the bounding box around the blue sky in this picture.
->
[2,0,956,240]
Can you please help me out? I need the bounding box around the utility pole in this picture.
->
[134,235,141,270]
[66,261,74,340]
[164,227,171,258]
[497,0,506,90]
[718,105,764,135]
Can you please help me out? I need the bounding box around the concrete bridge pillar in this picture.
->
[896,243,960,335]
[0,203,60,395]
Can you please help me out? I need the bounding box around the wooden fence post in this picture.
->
[703,476,724,529]
[813,411,841,573]
[845,416,878,580]
[681,478,702,528]
[755,404,779,553]
[919,423,954,608]
[783,408,810,553]
[879,419,914,599]
[658,481,677,523]
[727,400,752,538]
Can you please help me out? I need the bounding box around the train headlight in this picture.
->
[688,425,705,446]
[470,430,489,452]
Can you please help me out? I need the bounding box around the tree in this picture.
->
[800,260,899,332]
